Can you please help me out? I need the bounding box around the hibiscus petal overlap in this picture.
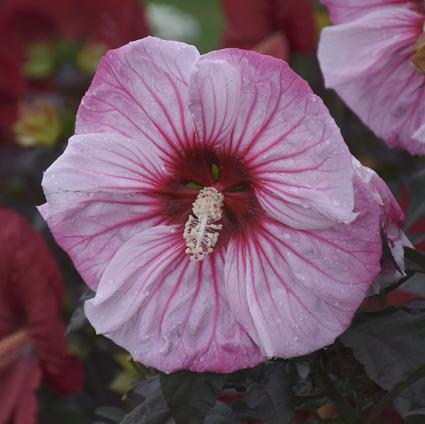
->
[41,37,402,373]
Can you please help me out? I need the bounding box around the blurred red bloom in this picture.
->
[0,0,150,57]
[0,0,150,133]
[220,0,317,60]
[0,209,84,424]
[0,54,25,130]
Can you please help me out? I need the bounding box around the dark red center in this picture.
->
[153,146,262,243]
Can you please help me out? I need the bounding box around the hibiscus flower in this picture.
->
[0,208,84,424]
[40,37,401,373]
[220,0,317,60]
[318,0,425,155]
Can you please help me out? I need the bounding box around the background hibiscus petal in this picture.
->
[319,5,425,155]
[321,0,412,24]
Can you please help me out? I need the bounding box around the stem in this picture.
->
[315,366,358,424]
[365,364,425,424]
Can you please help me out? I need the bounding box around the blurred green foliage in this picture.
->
[146,0,224,52]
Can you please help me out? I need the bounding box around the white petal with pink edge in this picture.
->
[225,179,382,358]
[76,37,200,161]
[85,225,264,373]
[192,49,355,229]
[319,6,425,155]
[41,133,166,290]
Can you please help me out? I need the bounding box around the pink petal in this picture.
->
[196,49,355,229]
[413,123,425,147]
[321,0,410,24]
[225,176,382,357]
[0,353,41,424]
[85,225,264,373]
[76,37,200,161]
[41,133,165,290]
[352,158,410,272]
[189,59,241,145]
[318,6,425,155]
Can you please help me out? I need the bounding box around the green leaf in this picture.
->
[55,39,80,65]
[405,247,425,274]
[23,42,56,79]
[211,163,220,181]
[407,170,425,228]
[96,406,126,423]
[204,402,238,424]
[186,181,204,190]
[225,184,245,193]
[160,371,225,424]
[340,304,425,404]
[245,362,293,424]
[229,399,262,421]
[366,364,425,424]
[120,377,172,424]
[315,365,358,424]
[405,407,425,417]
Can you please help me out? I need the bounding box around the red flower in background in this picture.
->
[0,0,150,134]
[0,209,84,424]
[220,0,317,60]
[0,54,26,130]
[0,0,150,60]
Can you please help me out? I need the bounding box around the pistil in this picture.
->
[183,187,224,261]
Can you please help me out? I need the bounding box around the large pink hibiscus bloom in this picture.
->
[41,37,394,373]
[318,0,425,155]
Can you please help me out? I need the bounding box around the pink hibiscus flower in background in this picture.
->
[220,0,317,60]
[41,37,401,373]
[0,208,84,424]
[318,0,425,155]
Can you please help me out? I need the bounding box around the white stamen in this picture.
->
[183,187,224,261]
